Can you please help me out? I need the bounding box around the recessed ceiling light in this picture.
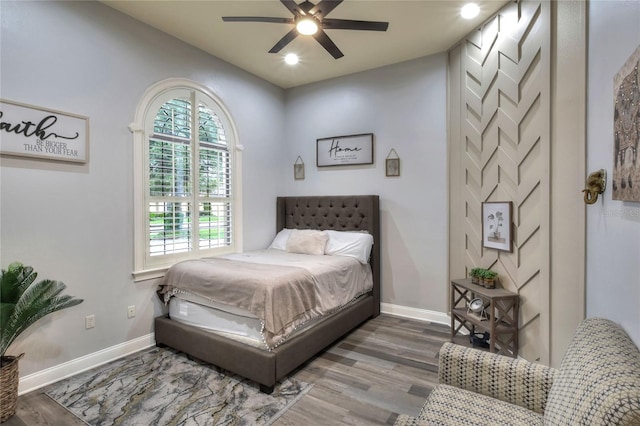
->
[461,3,480,19]
[284,53,299,65]
[296,18,318,35]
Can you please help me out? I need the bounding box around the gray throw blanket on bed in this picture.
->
[158,257,317,348]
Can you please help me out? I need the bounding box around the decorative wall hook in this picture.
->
[294,156,305,180]
[582,169,607,204]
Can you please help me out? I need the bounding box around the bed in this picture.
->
[154,195,380,393]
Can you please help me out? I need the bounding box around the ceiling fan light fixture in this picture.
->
[296,18,318,35]
[284,53,299,65]
[460,3,480,19]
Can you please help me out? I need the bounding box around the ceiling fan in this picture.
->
[222,0,389,59]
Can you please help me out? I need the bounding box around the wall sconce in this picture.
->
[294,156,305,180]
[582,169,606,204]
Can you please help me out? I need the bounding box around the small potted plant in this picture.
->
[481,270,498,289]
[469,267,483,285]
[0,262,83,422]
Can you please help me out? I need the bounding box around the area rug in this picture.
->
[45,346,312,426]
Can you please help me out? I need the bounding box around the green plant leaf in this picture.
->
[0,273,82,357]
[1,263,23,304]
[1,263,38,305]
[17,265,37,294]
[0,302,15,334]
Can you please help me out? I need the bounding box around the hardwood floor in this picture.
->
[276,315,450,425]
[4,315,471,426]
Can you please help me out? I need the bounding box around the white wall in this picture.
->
[283,55,449,315]
[0,1,285,377]
[587,0,640,344]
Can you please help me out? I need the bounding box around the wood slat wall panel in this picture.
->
[450,0,551,363]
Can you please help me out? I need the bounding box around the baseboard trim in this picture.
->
[380,303,451,325]
[19,333,156,395]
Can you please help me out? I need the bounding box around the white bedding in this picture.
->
[168,295,348,349]
[169,297,263,343]
[164,249,373,349]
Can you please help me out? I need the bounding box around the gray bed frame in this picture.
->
[154,195,381,393]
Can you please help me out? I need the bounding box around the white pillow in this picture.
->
[325,230,374,264]
[268,228,292,250]
[285,229,328,256]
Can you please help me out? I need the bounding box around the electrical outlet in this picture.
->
[85,315,95,329]
[127,305,136,318]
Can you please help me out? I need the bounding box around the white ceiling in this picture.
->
[101,0,509,89]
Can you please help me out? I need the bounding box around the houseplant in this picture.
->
[480,269,498,288]
[0,262,83,422]
[469,267,483,284]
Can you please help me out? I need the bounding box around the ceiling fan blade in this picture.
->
[313,29,344,59]
[269,28,300,53]
[222,16,294,24]
[308,0,343,19]
[322,18,389,31]
[280,0,305,16]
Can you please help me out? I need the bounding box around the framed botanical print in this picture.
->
[482,201,513,252]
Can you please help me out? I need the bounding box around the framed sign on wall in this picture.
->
[0,99,89,163]
[385,148,400,177]
[316,133,373,167]
[294,156,305,180]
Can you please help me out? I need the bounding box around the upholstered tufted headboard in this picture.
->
[276,195,380,315]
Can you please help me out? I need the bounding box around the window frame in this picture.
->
[130,79,243,281]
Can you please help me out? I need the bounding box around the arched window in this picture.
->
[130,79,242,280]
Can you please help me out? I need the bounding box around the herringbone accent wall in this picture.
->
[450,0,551,362]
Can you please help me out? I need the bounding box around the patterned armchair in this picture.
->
[395,318,640,425]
